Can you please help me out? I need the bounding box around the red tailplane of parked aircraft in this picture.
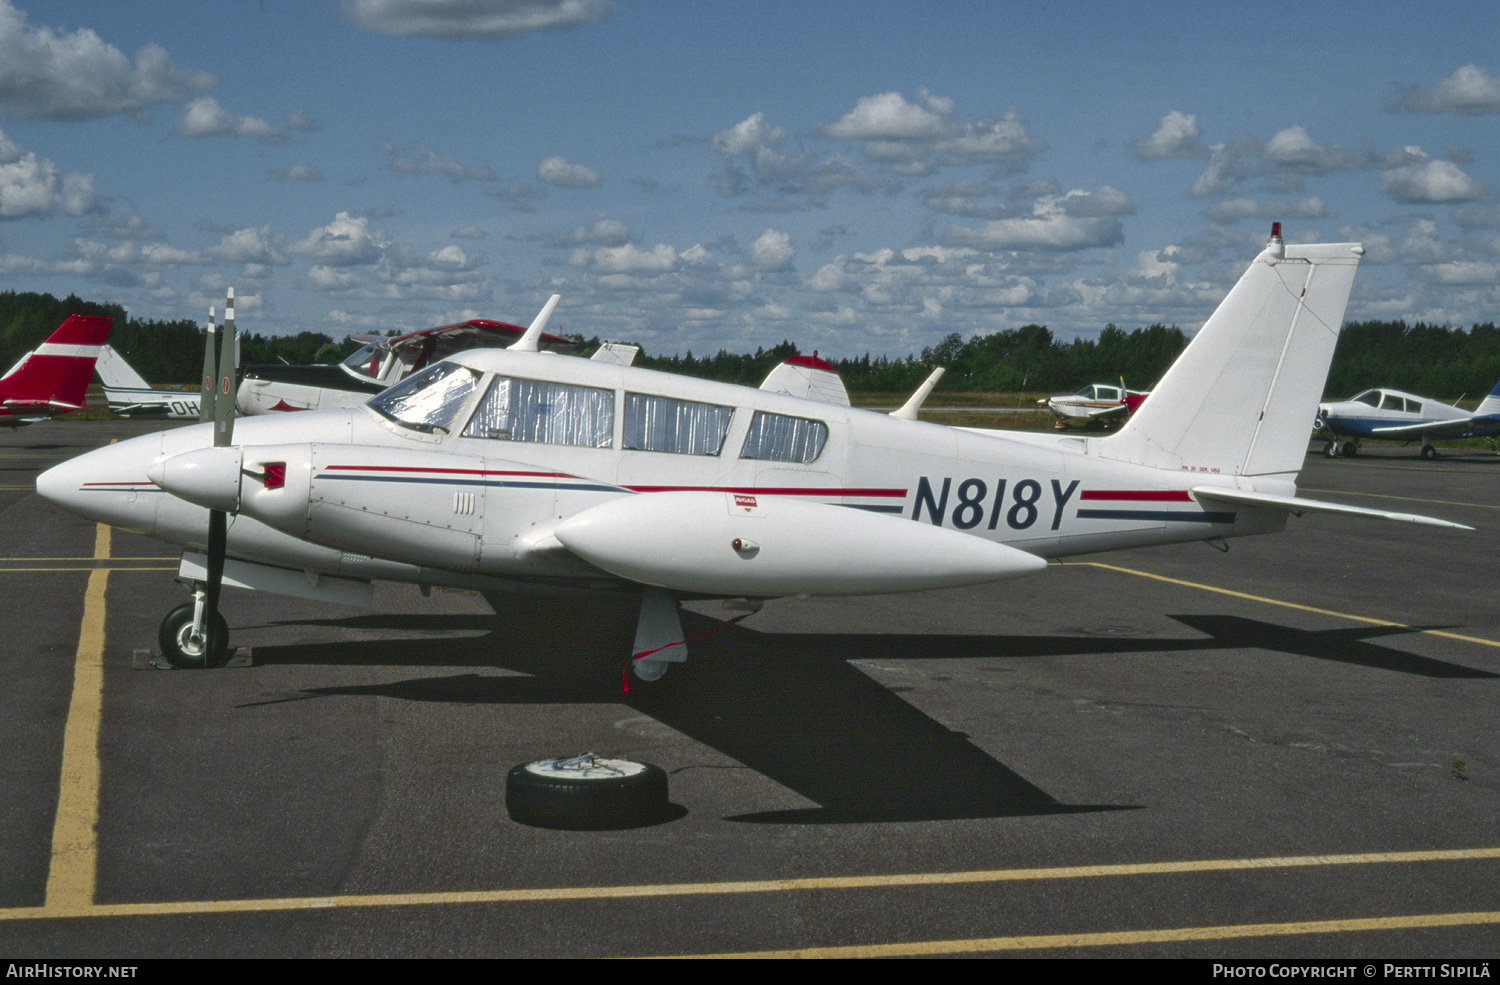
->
[0,314,113,427]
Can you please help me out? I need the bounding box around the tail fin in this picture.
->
[2,314,112,409]
[95,345,152,389]
[1100,228,1363,479]
[1475,377,1500,417]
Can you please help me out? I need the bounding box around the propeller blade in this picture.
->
[204,508,228,660]
[199,306,217,424]
[214,289,236,447]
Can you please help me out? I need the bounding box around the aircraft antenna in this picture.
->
[509,294,561,352]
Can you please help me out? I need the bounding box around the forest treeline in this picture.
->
[2,289,1498,400]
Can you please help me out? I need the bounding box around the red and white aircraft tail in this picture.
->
[1,314,113,426]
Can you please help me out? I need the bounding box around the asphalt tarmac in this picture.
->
[2,420,1497,958]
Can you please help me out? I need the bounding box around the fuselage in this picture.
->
[1317,388,1468,439]
[40,347,1289,600]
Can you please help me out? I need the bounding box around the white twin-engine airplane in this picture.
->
[38,228,1470,677]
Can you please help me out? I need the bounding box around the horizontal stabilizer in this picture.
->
[1191,486,1472,530]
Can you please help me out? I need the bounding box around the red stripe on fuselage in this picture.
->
[323,464,576,479]
[1079,489,1192,502]
[624,485,907,498]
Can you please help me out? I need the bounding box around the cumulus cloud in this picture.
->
[747,229,795,272]
[1202,196,1328,223]
[570,242,678,275]
[1261,125,1375,173]
[819,91,1044,176]
[711,111,884,200]
[941,190,1128,251]
[343,0,614,40]
[291,212,386,266]
[1133,111,1206,161]
[0,1,214,121]
[381,142,497,182]
[1389,64,1500,114]
[547,214,630,247]
[178,96,307,143]
[821,89,952,141]
[0,131,98,219]
[269,163,322,182]
[1380,152,1488,204]
[537,155,600,188]
[713,111,785,156]
[208,226,287,266]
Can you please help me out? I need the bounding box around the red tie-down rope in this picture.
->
[622,610,756,695]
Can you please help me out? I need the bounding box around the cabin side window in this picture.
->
[367,361,481,434]
[622,393,734,456]
[462,376,614,448]
[738,411,828,464]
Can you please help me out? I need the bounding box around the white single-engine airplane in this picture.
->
[38,229,1470,678]
[1040,380,1149,428]
[1316,377,1500,459]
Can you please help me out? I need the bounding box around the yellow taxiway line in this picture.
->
[4,846,1500,920]
[43,522,110,915]
[1076,561,1500,650]
[683,909,1500,958]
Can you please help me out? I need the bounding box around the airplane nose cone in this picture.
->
[36,433,165,533]
[150,446,243,513]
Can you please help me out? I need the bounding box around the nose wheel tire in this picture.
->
[159,603,230,669]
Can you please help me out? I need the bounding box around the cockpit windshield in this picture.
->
[1353,390,1380,407]
[341,341,384,379]
[367,361,481,434]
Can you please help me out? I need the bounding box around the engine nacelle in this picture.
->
[554,490,1047,597]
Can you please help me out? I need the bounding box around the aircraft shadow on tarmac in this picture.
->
[241,602,1491,824]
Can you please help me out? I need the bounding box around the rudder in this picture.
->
[1099,229,1362,480]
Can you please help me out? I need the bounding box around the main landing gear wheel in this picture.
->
[1421,445,1439,460]
[158,602,229,669]
[506,755,670,830]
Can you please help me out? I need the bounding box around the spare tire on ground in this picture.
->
[506,754,671,830]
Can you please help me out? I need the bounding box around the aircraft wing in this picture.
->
[363,319,575,363]
[1191,486,1472,530]
[1371,415,1500,440]
[1084,403,1130,420]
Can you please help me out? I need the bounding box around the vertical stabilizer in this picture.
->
[1475,378,1500,417]
[3,314,112,407]
[1100,230,1363,479]
[95,345,152,389]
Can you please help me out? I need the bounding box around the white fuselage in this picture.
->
[42,347,1287,602]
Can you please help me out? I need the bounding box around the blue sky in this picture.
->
[1,0,1497,359]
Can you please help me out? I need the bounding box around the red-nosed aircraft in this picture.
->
[235,318,578,415]
[1040,380,1150,428]
[1,314,112,427]
[37,228,1469,679]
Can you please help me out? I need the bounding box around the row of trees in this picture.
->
[3,289,1498,400]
